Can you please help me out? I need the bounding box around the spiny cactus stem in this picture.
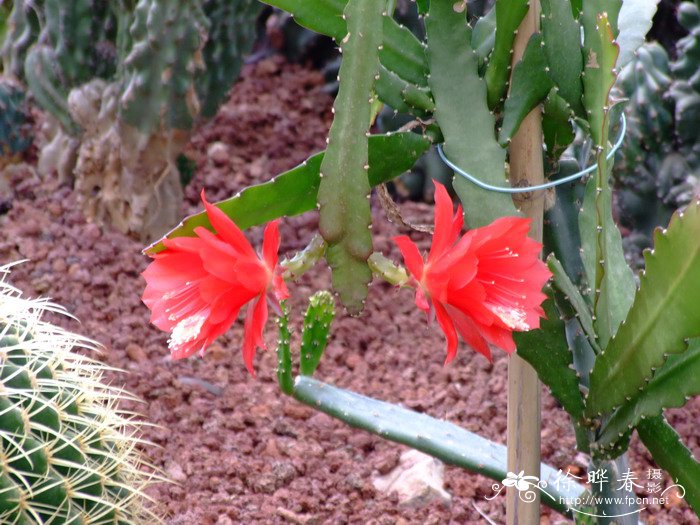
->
[367,252,408,286]
[316,0,384,313]
[300,291,335,377]
[280,234,327,280]
[276,300,294,395]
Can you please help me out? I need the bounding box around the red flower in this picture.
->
[141,191,288,375]
[393,182,551,362]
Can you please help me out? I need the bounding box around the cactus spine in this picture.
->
[0,264,159,524]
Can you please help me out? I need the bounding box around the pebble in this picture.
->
[166,462,187,483]
[208,142,230,166]
[372,450,451,507]
[125,343,148,363]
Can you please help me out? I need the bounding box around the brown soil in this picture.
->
[1,56,697,525]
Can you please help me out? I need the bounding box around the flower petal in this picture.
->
[201,190,257,258]
[142,252,206,291]
[242,294,268,376]
[272,274,289,302]
[393,235,424,279]
[428,181,457,262]
[446,305,493,361]
[262,220,281,271]
[433,301,459,364]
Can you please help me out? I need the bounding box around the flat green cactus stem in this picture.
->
[637,415,700,515]
[281,234,327,280]
[587,200,700,416]
[499,33,553,145]
[484,0,529,109]
[425,0,518,228]
[145,132,431,256]
[595,339,700,451]
[548,255,600,352]
[260,0,429,87]
[540,0,584,116]
[585,456,638,524]
[0,265,159,524]
[579,11,636,349]
[316,0,384,314]
[513,296,586,425]
[542,90,576,161]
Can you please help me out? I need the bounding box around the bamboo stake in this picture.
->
[507,2,544,523]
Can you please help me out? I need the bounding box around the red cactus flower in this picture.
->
[393,181,551,362]
[141,191,288,375]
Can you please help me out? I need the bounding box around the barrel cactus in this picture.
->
[0,264,159,524]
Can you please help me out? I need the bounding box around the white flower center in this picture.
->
[168,314,206,350]
[490,305,529,331]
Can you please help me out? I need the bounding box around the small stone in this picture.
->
[345,473,364,490]
[83,223,101,242]
[207,342,228,361]
[47,202,62,217]
[263,438,282,459]
[51,258,67,273]
[344,353,362,370]
[282,402,313,420]
[251,472,277,494]
[125,343,148,363]
[564,463,583,477]
[272,461,298,486]
[375,450,400,475]
[208,142,229,165]
[664,486,684,509]
[372,449,451,507]
[166,461,187,483]
[272,417,298,438]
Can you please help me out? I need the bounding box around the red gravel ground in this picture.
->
[1,56,697,524]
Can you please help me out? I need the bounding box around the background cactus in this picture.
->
[120,0,208,133]
[0,80,31,165]
[0,0,41,80]
[1,0,263,241]
[615,3,700,267]
[0,264,158,524]
[198,0,263,118]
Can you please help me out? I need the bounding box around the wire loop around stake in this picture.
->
[436,113,627,194]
